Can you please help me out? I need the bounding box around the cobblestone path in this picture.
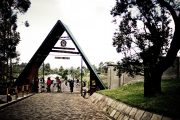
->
[0,93,112,120]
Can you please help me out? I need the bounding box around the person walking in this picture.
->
[47,77,52,92]
[56,77,61,92]
[39,78,45,92]
[69,79,74,93]
[82,81,87,98]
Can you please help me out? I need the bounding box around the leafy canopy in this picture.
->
[111,0,179,76]
[0,0,31,81]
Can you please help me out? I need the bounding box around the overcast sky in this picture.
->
[17,0,122,68]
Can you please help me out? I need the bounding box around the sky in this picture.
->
[17,0,122,69]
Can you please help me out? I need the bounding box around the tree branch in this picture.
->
[157,0,179,24]
[156,0,180,73]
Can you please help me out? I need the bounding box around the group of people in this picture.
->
[31,76,62,93]
[46,77,62,92]
[31,77,86,94]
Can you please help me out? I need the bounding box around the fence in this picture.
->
[107,57,180,89]
[6,85,30,103]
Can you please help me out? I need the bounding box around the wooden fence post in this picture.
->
[27,85,29,95]
[15,86,18,100]
[6,88,9,103]
[22,85,24,97]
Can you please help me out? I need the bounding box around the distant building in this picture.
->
[107,57,180,89]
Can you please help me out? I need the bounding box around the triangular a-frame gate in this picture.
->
[15,20,106,94]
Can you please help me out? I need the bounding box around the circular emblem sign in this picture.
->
[60,40,67,47]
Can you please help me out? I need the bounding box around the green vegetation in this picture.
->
[111,0,180,97]
[99,74,108,88]
[98,79,180,118]
[0,0,31,83]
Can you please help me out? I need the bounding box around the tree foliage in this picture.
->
[12,62,27,78]
[43,63,51,75]
[0,0,31,81]
[69,67,82,79]
[38,64,88,80]
[111,0,180,96]
[98,61,114,74]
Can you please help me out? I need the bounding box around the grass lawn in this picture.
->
[97,79,180,118]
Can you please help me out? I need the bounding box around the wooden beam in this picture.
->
[59,36,70,40]
[51,50,79,54]
[52,47,75,50]
[55,57,70,59]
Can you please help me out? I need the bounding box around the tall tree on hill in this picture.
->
[98,62,104,74]
[0,0,31,82]
[111,0,180,97]
[44,63,51,75]
[59,66,64,76]
[13,62,27,78]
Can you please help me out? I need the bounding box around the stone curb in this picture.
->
[90,93,174,120]
[0,93,34,110]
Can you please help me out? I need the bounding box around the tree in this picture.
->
[0,0,31,82]
[82,66,89,76]
[13,62,27,79]
[98,62,104,73]
[69,67,81,79]
[44,63,51,75]
[51,68,59,74]
[98,62,112,74]
[92,64,98,72]
[111,0,180,96]
[74,67,81,79]
[58,66,64,76]
[62,69,68,80]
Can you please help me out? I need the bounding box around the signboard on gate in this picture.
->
[60,40,67,47]
[55,57,70,59]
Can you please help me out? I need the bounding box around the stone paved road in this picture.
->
[0,93,112,120]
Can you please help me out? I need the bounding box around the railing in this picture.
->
[6,85,30,103]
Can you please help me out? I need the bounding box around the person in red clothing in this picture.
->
[47,77,52,92]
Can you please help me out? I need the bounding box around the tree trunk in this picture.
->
[143,56,162,97]
[157,0,180,74]
[143,58,153,97]
[144,0,180,97]
[144,68,162,97]
[151,70,162,94]
[144,65,152,97]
